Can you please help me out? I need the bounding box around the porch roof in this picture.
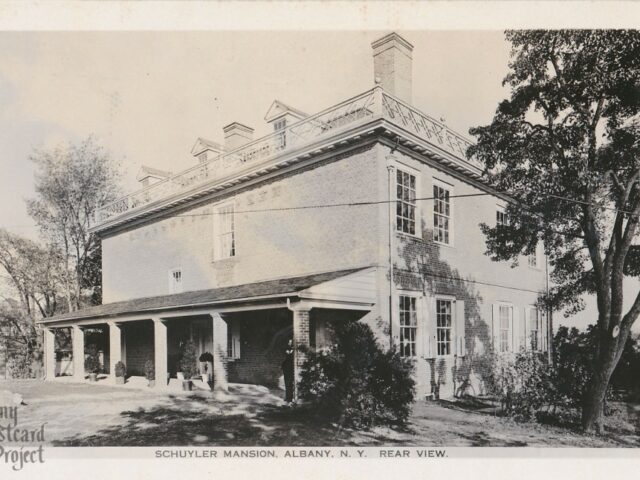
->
[38,267,371,325]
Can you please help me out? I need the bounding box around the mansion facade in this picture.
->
[39,32,549,399]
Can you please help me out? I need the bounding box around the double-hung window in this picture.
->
[214,203,235,260]
[169,268,183,294]
[227,322,241,359]
[433,183,451,244]
[396,170,416,235]
[528,251,538,268]
[529,307,540,351]
[499,305,512,353]
[496,209,508,227]
[436,299,453,356]
[399,295,418,357]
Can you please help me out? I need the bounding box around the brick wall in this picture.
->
[357,145,549,398]
[100,138,549,399]
[102,144,381,303]
[225,309,291,387]
[123,321,154,376]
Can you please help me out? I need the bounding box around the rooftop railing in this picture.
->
[94,87,478,226]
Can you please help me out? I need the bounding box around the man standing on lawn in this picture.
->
[282,339,294,404]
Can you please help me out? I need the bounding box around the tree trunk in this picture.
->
[581,369,610,433]
[581,336,621,434]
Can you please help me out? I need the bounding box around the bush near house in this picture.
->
[114,361,126,378]
[144,359,155,381]
[84,345,101,374]
[486,351,554,421]
[486,326,640,424]
[178,340,198,380]
[298,321,415,429]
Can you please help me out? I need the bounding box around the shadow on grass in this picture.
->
[54,394,354,447]
[437,397,500,415]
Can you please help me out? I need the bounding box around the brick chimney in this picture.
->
[223,122,254,151]
[371,32,413,104]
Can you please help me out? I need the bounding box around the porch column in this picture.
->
[292,308,311,401]
[210,312,228,391]
[108,321,122,382]
[72,325,85,381]
[43,327,56,381]
[153,318,167,389]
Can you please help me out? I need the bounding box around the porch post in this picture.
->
[43,327,56,381]
[292,308,311,401]
[72,325,85,382]
[108,321,122,382]
[153,318,168,389]
[210,312,228,391]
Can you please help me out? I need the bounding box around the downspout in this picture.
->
[546,254,553,364]
[387,161,395,349]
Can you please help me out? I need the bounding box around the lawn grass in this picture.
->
[1,379,638,447]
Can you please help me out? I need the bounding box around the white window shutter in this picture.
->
[512,306,520,353]
[523,306,530,351]
[426,296,436,358]
[455,300,466,356]
[540,309,548,352]
[418,296,428,358]
[492,304,500,352]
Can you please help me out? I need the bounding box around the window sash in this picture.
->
[499,305,511,352]
[396,170,416,235]
[433,185,451,244]
[169,269,182,294]
[436,299,452,356]
[496,210,507,226]
[399,295,417,357]
[214,204,235,259]
[530,307,540,350]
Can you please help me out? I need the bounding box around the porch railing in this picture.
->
[93,87,478,226]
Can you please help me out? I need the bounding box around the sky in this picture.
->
[0,29,637,332]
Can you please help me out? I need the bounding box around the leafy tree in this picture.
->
[469,30,640,432]
[0,229,67,365]
[26,137,121,310]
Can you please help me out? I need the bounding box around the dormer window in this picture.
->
[197,152,208,163]
[273,119,287,132]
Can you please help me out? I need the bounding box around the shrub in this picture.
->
[199,352,213,363]
[486,351,553,421]
[7,354,33,379]
[84,345,101,374]
[178,340,198,379]
[144,359,155,381]
[114,361,126,378]
[551,326,593,410]
[298,321,415,429]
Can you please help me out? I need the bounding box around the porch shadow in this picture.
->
[53,390,351,447]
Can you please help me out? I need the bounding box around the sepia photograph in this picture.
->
[0,1,639,478]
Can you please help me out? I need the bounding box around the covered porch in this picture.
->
[39,267,376,399]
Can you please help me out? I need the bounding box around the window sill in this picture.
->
[212,255,238,264]
[395,230,422,241]
[433,240,454,249]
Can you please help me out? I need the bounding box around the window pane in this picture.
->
[399,295,417,357]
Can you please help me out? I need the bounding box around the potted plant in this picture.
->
[199,352,213,384]
[144,359,155,388]
[178,340,198,391]
[84,346,101,382]
[114,361,126,385]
